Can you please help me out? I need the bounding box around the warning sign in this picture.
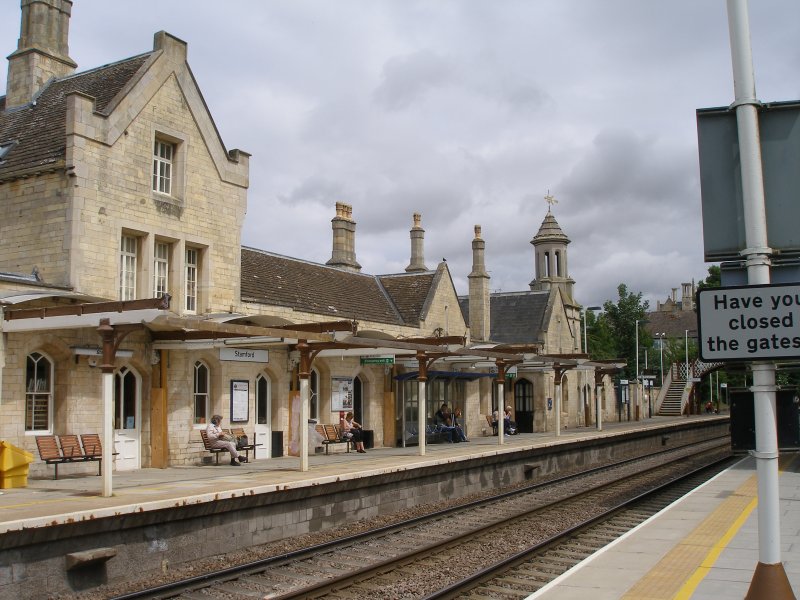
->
[697,284,800,361]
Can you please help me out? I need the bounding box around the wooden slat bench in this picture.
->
[486,415,498,436]
[199,430,229,465]
[320,424,351,454]
[200,429,262,464]
[34,434,103,480]
[229,428,262,461]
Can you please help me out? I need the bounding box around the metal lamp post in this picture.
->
[685,329,690,386]
[635,319,642,420]
[657,332,666,387]
[582,306,602,355]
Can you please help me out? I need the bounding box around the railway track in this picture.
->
[112,437,732,600]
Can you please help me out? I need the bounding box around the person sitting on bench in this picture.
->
[340,411,367,453]
[504,406,518,435]
[206,414,248,465]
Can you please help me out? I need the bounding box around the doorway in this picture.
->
[255,373,271,458]
[514,378,534,433]
[114,366,140,470]
[353,375,364,425]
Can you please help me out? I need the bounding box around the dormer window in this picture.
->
[152,140,174,194]
[0,141,16,162]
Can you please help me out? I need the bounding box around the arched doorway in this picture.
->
[353,375,364,425]
[310,368,320,421]
[255,372,272,458]
[514,378,534,433]
[114,365,141,470]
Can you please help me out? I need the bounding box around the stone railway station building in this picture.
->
[0,0,621,477]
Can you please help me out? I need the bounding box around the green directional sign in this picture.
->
[360,356,394,365]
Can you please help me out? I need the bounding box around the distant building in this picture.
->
[647,282,698,340]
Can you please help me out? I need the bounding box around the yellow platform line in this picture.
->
[622,455,795,600]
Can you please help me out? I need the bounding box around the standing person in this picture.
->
[206,414,247,465]
[340,411,367,453]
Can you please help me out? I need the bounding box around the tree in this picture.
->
[697,264,721,290]
[585,309,616,360]
[601,284,650,379]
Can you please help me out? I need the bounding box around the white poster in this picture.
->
[331,376,354,412]
[230,380,249,422]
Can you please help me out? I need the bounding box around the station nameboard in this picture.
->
[219,348,269,363]
[697,284,800,361]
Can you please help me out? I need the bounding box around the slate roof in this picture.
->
[241,247,437,327]
[0,53,152,180]
[644,309,698,340]
[377,272,436,326]
[459,290,550,344]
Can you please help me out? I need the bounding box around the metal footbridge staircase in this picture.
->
[657,359,724,416]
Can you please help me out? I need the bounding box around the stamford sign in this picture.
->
[697,284,800,361]
[219,348,269,363]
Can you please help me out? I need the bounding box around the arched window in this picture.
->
[193,361,210,425]
[543,251,550,277]
[310,368,319,420]
[25,352,53,432]
[114,366,138,430]
[256,373,271,426]
[555,251,561,276]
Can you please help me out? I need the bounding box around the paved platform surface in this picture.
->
[0,416,720,534]
[530,453,800,600]
[4,413,794,599]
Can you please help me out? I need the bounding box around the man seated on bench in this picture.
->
[206,414,248,466]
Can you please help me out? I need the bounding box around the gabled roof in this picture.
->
[241,247,439,327]
[378,272,436,326]
[0,54,153,180]
[459,290,550,344]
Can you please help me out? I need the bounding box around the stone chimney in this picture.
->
[6,0,77,109]
[405,213,428,272]
[326,202,361,272]
[468,225,491,341]
[681,281,695,311]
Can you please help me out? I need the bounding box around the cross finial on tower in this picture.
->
[544,190,558,211]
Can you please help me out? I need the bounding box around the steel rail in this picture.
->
[266,445,732,600]
[422,454,737,599]
[110,436,729,600]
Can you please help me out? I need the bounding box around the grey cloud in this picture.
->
[373,50,457,110]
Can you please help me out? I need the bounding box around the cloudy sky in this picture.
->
[2,1,798,309]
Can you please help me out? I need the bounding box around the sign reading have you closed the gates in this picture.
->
[697,284,800,361]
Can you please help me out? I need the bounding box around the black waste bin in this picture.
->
[362,429,374,449]
[271,431,284,458]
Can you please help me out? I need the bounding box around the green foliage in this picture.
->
[697,264,721,290]
[585,284,649,378]
[585,310,616,360]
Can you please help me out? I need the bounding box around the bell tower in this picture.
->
[529,193,575,301]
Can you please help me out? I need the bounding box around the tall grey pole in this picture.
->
[635,320,640,420]
[726,2,793,597]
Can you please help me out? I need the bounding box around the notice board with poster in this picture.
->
[331,376,354,412]
[230,380,249,422]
